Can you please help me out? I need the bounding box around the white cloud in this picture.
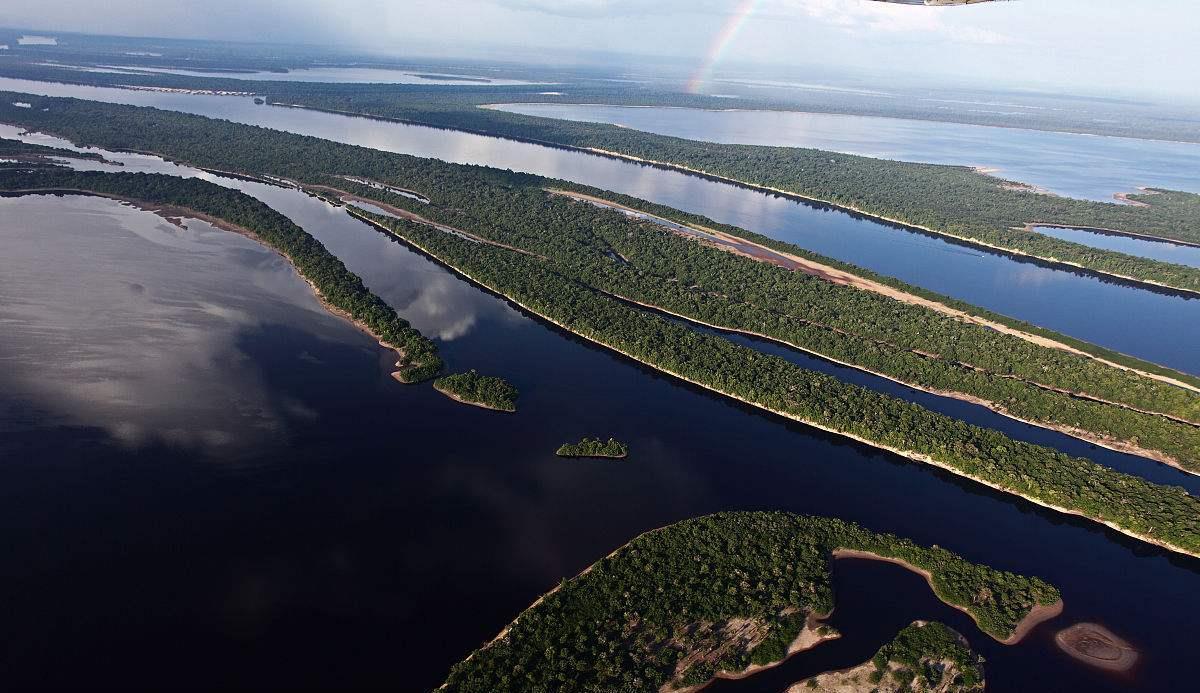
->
[780,0,1017,44]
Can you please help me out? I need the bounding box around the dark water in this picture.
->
[2,78,1199,375]
[2,144,1199,692]
[1033,225,1200,270]
[490,103,1200,202]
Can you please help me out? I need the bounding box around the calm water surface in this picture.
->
[2,78,1199,374]
[1,141,1199,691]
[1032,225,1200,269]
[490,103,1200,202]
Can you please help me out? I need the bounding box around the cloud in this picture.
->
[780,0,1017,44]
[492,0,726,18]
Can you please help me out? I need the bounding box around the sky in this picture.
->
[4,0,1199,101]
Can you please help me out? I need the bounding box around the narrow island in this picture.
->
[433,370,518,412]
[555,437,628,459]
[787,621,984,692]
[439,512,1059,692]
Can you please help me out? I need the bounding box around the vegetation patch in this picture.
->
[433,370,518,412]
[556,437,628,459]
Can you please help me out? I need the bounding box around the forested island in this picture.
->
[4,94,1200,557]
[787,621,984,692]
[439,512,1048,692]
[433,370,518,412]
[0,168,443,382]
[555,437,628,459]
[2,93,1196,478]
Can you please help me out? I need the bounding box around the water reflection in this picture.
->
[1033,225,1200,269]
[2,79,1199,372]
[490,103,1200,202]
[0,194,357,453]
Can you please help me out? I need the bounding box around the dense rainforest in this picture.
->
[0,168,443,381]
[1,93,1196,475]
[4,96,1200,555]
[440,512,1044,692]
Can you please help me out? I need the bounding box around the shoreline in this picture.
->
[673,613,840,693]
[831,549,1064,645]
[1026,221,1200,251]
[431,381,515,412]
[346,205,1200,560]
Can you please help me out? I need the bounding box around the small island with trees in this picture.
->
[433,370,519,412]
[555,437,628,459]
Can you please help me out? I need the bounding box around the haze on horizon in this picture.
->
[3,0,1198,103]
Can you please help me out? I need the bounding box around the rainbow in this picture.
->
[686,0,761,94]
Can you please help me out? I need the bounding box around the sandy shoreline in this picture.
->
[431,381,515,412]
[549,189,1200,399]
[831,549,1063,645]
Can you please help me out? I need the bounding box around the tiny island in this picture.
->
[433,370,518,412]
[555,436,628,459]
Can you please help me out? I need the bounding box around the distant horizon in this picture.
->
[2,23,1194,109]
[1,0,1197,105]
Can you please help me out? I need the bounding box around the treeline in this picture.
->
[441,512,1044,692]
[555,437,628,459]
[433,370,518,411]
[358,206,1200,557]
[0,168,442,381]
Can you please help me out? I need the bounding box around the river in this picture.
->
[1,92,1199,692]
[2,77,1197,376]
[488,103,1200,203]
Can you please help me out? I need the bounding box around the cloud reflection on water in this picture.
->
[0,194,358,453]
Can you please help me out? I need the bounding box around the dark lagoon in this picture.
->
[2,78,1199,374]
[2,98,1200,692]
[489,103,1200,202]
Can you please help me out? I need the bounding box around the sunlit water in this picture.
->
[490,103,1200,202]
[2,78,1198,375]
